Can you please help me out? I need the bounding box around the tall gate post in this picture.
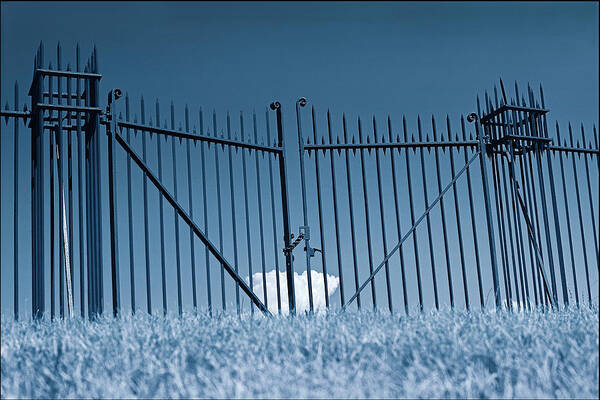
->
[106,88,122,317]
[469,113,501,309]
[270,101,296,315]
[31,44,45,319]
[85,47,104,318]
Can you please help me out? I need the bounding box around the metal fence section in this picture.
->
[1,43,598,320]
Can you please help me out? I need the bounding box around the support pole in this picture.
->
[469,113,501,309]
[271,101,295,315]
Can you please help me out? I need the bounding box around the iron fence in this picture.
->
[1,42,598,320]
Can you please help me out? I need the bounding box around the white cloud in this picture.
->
[247,269,339,315]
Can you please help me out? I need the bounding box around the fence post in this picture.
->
[107,89,122,317]
[271,101,296,315]
[31,44,45,319]
[85,47,104,318]
[469,113,501,309]
[295,97,313,313]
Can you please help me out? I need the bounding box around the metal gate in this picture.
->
[1,43,598,319]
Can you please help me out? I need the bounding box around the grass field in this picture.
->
[1,306,598,399]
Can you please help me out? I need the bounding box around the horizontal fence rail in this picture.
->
[1,43,598,320]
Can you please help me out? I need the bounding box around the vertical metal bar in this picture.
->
[84,65,93,317]
[241,112,254,314]
[32,43,45,319]
[295,99,313,312]
[327,110,344,307]
[509,107,532,309]
[343,114,361,309]
[483,96,511,308]
[76,45,85,317]
[555,123,579,305]
[185,105,197,310]
[403,116,423,311]
[497,111,523,308]
[199,108,212,315]
[501,110,527,309]
[271,102,295,315]
[519,150,540,307]
[141,96,152,314]
[506,123,529,310]
[13,81,19,319]
[49,87,56,320]
[388,116,408,314]
[89,56,100,316]
[358,116,378,309]
[523,119,547,307]
[93,48,104,315]
[266,108,282,313]
[538,94,568,306]
[57,54,66,319]
[66,66,74,312]
[107,92,120,317]
[32,50,37,319]
[417,117,439,309]
[569,124,592,304]
[432,116,453,308]
[470,114,501,309]
[490,136,512,308]
[311,106,329,308]
[125,94,135,312]
[498,133,521,308]
[226,112,241,314]
[461,117,484,308]
[580,124,599,271]
[254,111,268,309]
[447,117,469,310]
[534,128,558,306]
[514,105,539,309]
[155,101,167,315]
[171,102,182,316]
[373,117,392,312]
[213,111,226,311]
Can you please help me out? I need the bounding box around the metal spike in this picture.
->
[493,85,499,109]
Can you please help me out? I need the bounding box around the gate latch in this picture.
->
[283,226,321,258]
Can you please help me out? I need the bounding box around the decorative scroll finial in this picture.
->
[269,101,281,111]
[467,113,478,123]
[297,97,307,107]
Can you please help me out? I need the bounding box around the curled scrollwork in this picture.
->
[107,88,123,116]
[467,113,478,123]
[270,101,281,111]
[297,97,307,107]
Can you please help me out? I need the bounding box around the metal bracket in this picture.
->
[283,225,321,258]
[105,88,122,136]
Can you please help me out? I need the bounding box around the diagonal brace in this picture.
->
[342,149,481,310]
[114,130,272,316]
[514,187,553,305]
